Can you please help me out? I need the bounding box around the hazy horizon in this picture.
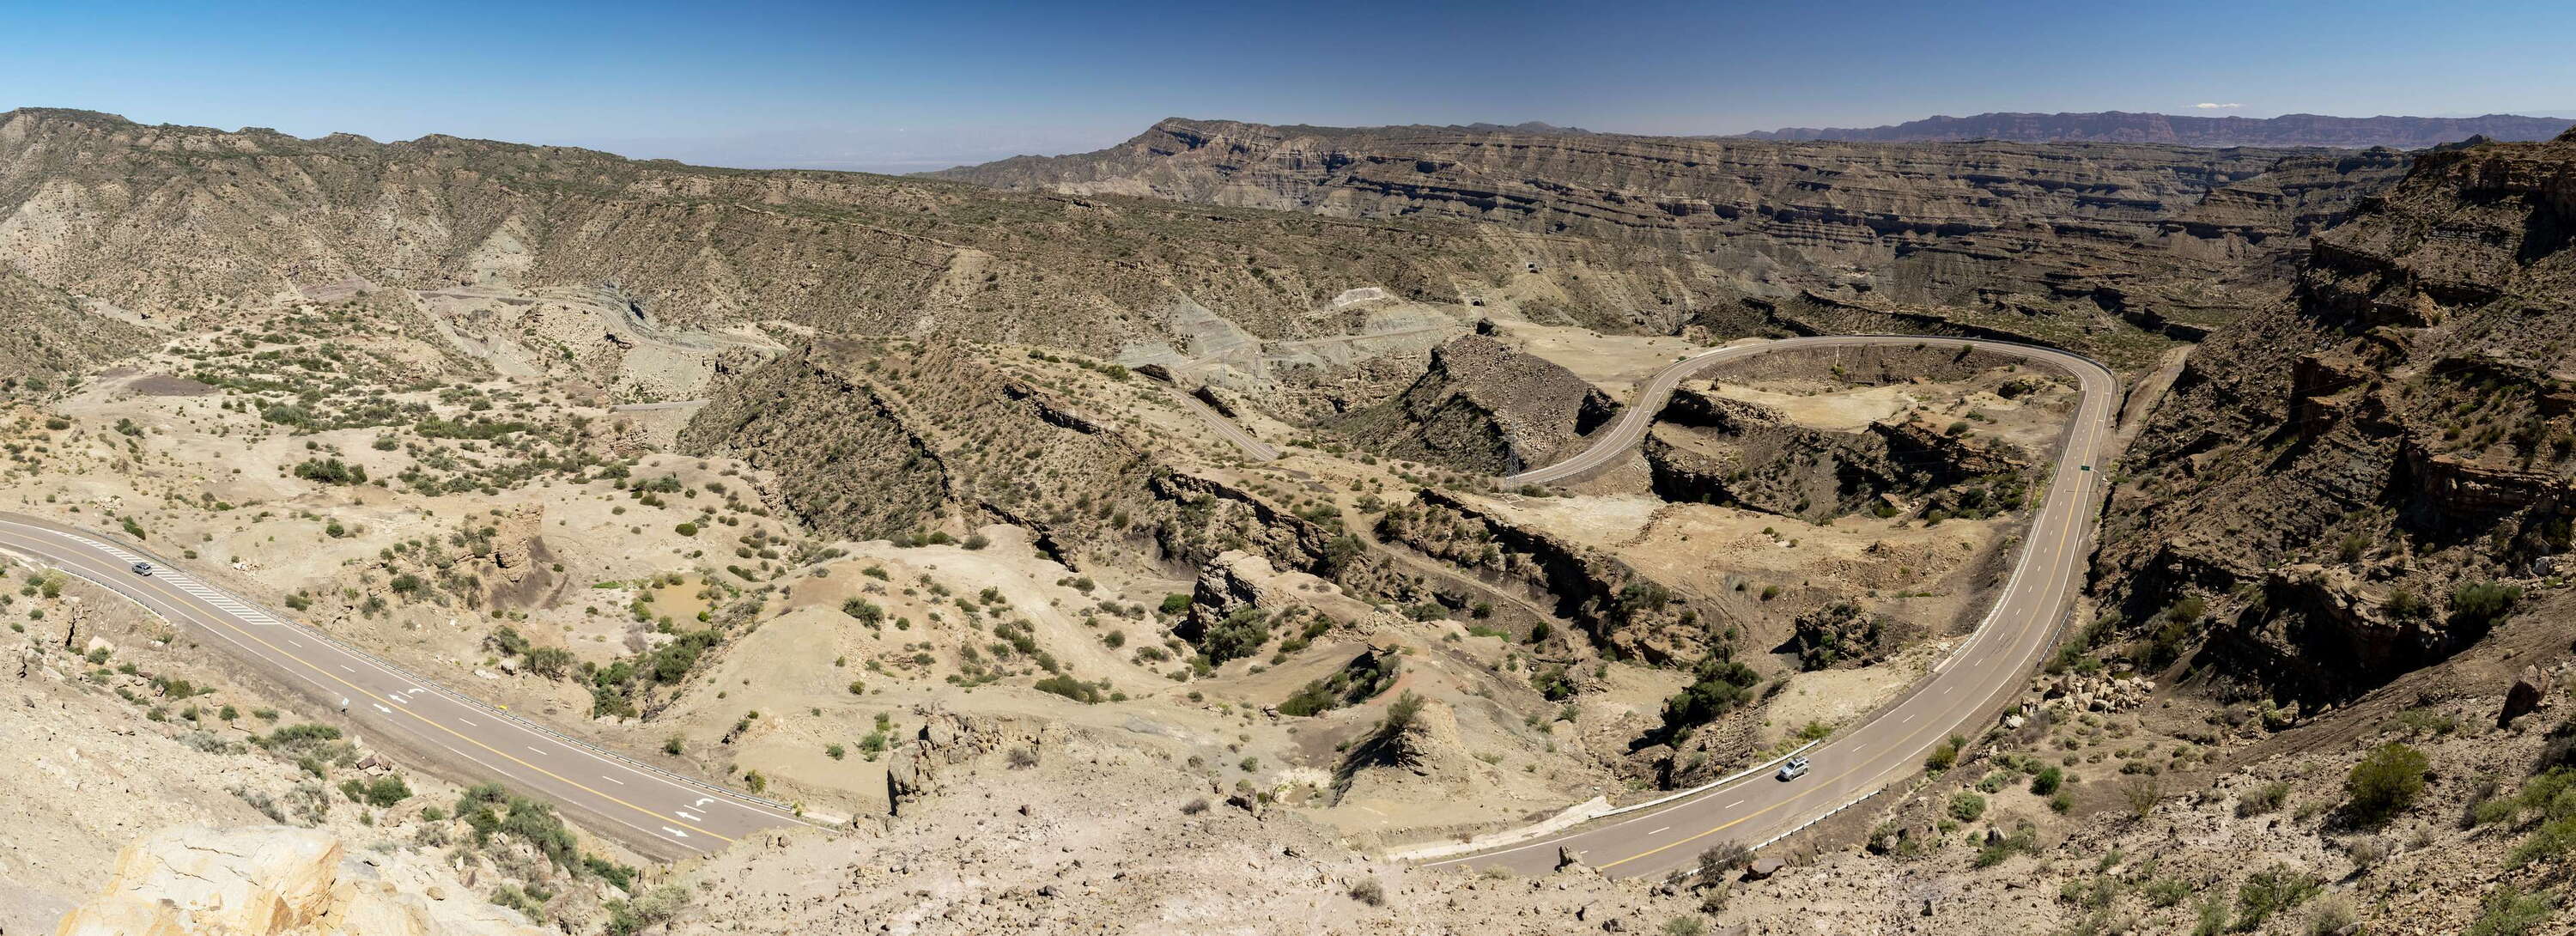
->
[10,0,2574,172]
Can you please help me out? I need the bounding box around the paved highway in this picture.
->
[1442,335,2118,878]
[0,514,814,859]
[1,333,2105,871]
[1168,386,1282,461]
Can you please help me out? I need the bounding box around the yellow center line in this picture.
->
[36,532,737,845]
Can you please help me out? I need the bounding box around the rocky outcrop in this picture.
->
[1148,471,1415,604]
[1789,602,1896,670]
[51,825,545,936]
[1376,489,1706,662]
[1644,386,2029,522]
[1334,698,1496,805]
[1335,335,1617,475]
[2205,565,2485,702]
[884,707,1052,815]
[2095,134,2576,702]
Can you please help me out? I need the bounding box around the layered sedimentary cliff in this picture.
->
[2097,129,2576,702]
[936,119,2413,349]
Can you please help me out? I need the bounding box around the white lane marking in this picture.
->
[1725,799,1745,808]
[289,640,304,647]
[601,775,627,785]
[660,826,690,838]
[528,746,548,755]
[1647,825,1670,835]
[457,718,475,726]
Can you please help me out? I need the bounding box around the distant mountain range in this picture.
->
[1733,111,2573,148]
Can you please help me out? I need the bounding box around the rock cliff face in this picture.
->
[935,119,2412,352]
[1376,489,1708,663]
[52,825,544,936]
[2098,131,2576,702]
[1334,335,1617,474]
[1642,391,2026,523]
[1739,111,2574,148]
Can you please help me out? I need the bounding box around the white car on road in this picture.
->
[1777,757,1811,781]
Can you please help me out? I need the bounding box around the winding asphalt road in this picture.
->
[0,514,813,860]
[1438,335,2118,878]
[3,334,2107,871]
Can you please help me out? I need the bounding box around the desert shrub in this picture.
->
[1348,878,1385,907]
[1198,608,1271,665]
[2237,780,2291,817]
[2344,742,2428,825]
[1947,791,1986,822]
[2451,580,2523,627]
[2464,885,2555,936]
[1032,674,1103,704]
[1658,655,1762,738]
[292,458,367,485]
[2233,865,2322,931]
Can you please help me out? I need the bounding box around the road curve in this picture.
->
[1439,335,2118,878]
[0,514,816,860]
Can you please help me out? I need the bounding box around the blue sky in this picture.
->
[5,0,2570,172]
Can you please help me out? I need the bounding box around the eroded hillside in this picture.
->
[934,118,2412,361]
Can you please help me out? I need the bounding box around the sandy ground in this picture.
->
[1699,383,1919,431]
[1485,321,1741,398]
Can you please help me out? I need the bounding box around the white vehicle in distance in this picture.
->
[1777,756,1811,781]
[130,562,154,575]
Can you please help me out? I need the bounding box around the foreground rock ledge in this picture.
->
[52,825,545,936]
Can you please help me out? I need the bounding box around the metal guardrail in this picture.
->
[27,523,817,824]
[1397,739,1823,863]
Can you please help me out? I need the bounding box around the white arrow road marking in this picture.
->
[660,826,690,838]
[675,810,702,822]
[373,704,392,714]
[692,797,714,807]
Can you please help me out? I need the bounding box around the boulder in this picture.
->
[1745,857,1785,880]
[2501,665,2548,726]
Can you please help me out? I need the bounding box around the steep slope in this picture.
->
[0,265,154,387]
[2096,128,2576,703]
[1740,110,2574,147]
[933,119,2410,356]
